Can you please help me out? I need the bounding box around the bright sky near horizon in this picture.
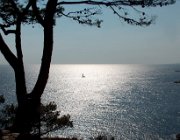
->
[0,1,180,64]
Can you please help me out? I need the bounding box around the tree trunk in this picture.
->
[12,63,41,133]
[31,0,58,99]
[14,61,27,105]
[12,0,58,133]
[1,0,58,134]
[11,21,30,133]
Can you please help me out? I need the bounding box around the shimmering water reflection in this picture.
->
[1,64,179,139]
[40,64,180,139]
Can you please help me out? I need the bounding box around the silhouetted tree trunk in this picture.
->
[11,18,31,133]
[15,21,27,104]
[31,0,58,99]
[12,0,58,133]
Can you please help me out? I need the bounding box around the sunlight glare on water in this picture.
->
[44,65,125,112]
[40,64,180,139]
[1,64,179,139]
[42,64,135,137]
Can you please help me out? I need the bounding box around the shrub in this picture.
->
[0,95,73,136]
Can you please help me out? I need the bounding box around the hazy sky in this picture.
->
[0,1,180,64]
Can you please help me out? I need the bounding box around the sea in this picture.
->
[0,64,180,140]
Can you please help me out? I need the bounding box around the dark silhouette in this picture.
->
[0,0,176,136]
[0,96,72,138]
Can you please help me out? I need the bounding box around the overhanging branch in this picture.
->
[60,7,103,27]
[109,6,152,26]
[58,0,143,6]
[58,0,175,7]
[57,0,175,27]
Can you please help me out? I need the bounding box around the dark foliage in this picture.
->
[36,102,73,136]
[0,96,72,136]
[0,103,16,129]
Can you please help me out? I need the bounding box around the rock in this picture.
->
[0,130,20,140]
[1,130,10,135]
[2,135,10,140]
[11,133,20,138]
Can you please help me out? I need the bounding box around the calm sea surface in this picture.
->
[0,64,180,139]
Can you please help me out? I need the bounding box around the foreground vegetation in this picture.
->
[1,95,114,140]
[0,95,72,138]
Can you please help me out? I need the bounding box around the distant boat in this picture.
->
[82,73,85,78]
[175,70,180,72]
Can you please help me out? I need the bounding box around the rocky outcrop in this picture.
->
[0,130,19,140]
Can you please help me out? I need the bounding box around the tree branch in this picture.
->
[31,0,45,27]
[60,8,103,27]
[11,1,33,98]
[22,0,33,15]
[58,0,175,7]
[109,6,152,26]
[14,0,32,60]
[31,0,58,99]
[58,0,142,6]
[9,0,21,14]
[0,33,17,69]
[0,24,16,35]
[57,0,174,27]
